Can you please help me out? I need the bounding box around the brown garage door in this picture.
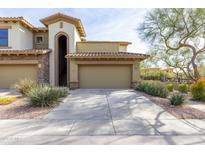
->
[0,64,38,88]
[79,65,131,89]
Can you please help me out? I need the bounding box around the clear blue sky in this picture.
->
[0,8,149,54]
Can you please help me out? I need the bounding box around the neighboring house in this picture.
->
[0,13,148,89]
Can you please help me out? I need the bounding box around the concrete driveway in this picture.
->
[0,89,205,144]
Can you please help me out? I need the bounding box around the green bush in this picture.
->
[169,92,184,106]
[166,83,174,92]
[135,80,168,98]
[55,87,69,98]
[13,78,37,95]
[178,84,188,93]
[191,79,205,101]
[135,81,149,91]
[27,85,69,107]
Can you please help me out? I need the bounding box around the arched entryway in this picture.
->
[58,35,67,86]
[55,32,69,86]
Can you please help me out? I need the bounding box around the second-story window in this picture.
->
[35,35,44,44]
[0,29,8,47]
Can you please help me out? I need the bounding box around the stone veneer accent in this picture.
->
[0,54,49,84]
[37,54,49,84]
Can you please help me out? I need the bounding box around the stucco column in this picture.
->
[69,59,79,89]
[132,60,140,87]
[48,21,79,86]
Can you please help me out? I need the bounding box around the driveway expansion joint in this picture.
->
[105,91,117,135]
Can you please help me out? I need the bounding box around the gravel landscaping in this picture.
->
[139,91,205,119]
[0,97,54,119]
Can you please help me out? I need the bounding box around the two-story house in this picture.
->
[0,13,148,89]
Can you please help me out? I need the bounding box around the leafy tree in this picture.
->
[138,8,205,81]
[198,65,205,77]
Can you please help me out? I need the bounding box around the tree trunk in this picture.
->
[191,53,200,80]
[192,63,200,80]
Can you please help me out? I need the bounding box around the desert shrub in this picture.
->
[55,87,69,98]
[135,80,168,98]
[27,85,69,107]
[166,83,174,92]
[135,81,149,91]
[191,79,205,101]
[13,78,37,95]
[0,96,16,105]
[169,92,184,106]
[178,84,188,93]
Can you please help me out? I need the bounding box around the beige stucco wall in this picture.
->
[119,45,127,52]
[77,42,120,52]
[132,60,140,83]
[33,32,48,49]
[18,24,33,49]
[48,21,80,85]
[0,22,33,50]
[69,59,78,82]
[74,27,81,51]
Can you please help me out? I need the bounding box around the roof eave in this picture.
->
[65,52,149,60]
[0,17,34,29]
[33,27,48,32]
[0,49,51,55]
[77,41,132,45]
[65,55,149,60]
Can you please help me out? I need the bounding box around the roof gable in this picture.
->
[0,17,48,32]
[0,17,34,29]
[40,13,86,37]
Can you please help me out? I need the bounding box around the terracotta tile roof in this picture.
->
[0,17,47,32]
[33,27,48,32]
[66,52,149,60]
[0,17,34,29]
[0,49,51,55]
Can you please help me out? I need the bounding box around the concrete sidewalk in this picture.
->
[0,135,205,145]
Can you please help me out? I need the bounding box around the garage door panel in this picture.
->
[0,65,38,88]
[79,65,131,89]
